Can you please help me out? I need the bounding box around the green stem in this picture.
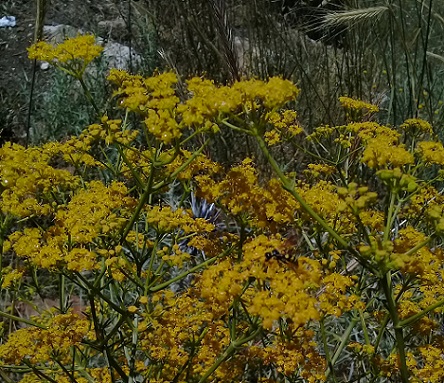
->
[359,310,371,345]
[59,273,66,313]
[77,75,100,115]
[23,360,58,383]
[0,369,15,383]
[72,272,127,316]
[180,126,210,145]
[221,119,252,134]
[88,295,129,383]
[120,161,156,242]
[255,133,380,275]
[149,246,233,292]
[121,142,208,242]
[151,140,209,192]
[403,237,432,258]
[383,189,397,242]
[325,317,359,378]
[114,109,144,188]
[381,272,409,382]
[116,144,144,189]
[320,317,334,379]
[197,327,261,383]
[0,310,46,329]
[0,365,33,373]
[399,296,444,328]
[126,315,139,383]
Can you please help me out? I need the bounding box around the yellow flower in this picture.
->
[362,137,414,169]
[346,121,400,143]
[299,180,341,222]
[0,142,80,218]
[264,129,281,145]
[339,96,379,114]
[0,312,90,365]
[145,206,215,234]
[416,141,444,165]
[305,163,336,178]
[1,267,24,289]
[267,109,303,139]
[144,109,181,144]
[233,77,299,110]
[400,118,433,134]
[28,34,103,76]
[128,306,138,314]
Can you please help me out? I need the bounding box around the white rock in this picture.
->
[43,24,83,44]
[102,40,141,70]
[40,62,50,70]
[0,16,16,28]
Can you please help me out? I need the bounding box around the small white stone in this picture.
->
[40,62,50,70]
[0,16,16,28]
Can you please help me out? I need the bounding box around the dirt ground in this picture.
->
[0,0,122,144]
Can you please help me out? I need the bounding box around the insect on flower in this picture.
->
[265,231,301,265]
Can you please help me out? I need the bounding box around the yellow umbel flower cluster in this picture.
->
[7,180,135,271]
[0,143,80,218]
[339,96,379,114]
[400,118,434,134]
[28,34,103,76]
[416,141,444,165]
[0,312,91,365]
[108,68,300,144]
[265,109,303,145]
[196,158,300,227]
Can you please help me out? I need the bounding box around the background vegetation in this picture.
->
[3,0,444,149]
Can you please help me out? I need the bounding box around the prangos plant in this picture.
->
[1,35,444,383]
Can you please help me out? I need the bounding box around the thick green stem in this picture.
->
[383,189,397,242]
[381,272,409,382]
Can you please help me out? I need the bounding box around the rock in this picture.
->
[98,18,127,40]
[40,61,50,70]
[0,16,16,28]
[43,24,83,44]
[98,37,141,70]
